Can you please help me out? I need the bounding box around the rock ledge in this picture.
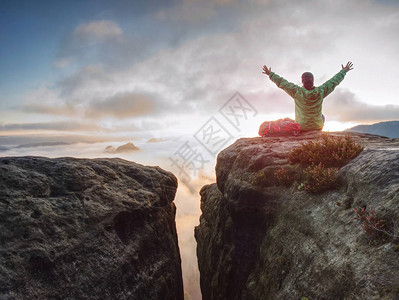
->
[196,132,399,300]
[0,156,183,300]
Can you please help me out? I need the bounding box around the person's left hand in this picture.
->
[342,61,354,72]
[262,65,271,75]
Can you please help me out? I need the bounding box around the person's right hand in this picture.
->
[342,61,354,72]
[262,65,271,75]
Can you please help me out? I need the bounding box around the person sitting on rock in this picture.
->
[262,61,354,131]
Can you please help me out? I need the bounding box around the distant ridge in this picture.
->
[345,121,399,138]
[105,142,140,153]
[147,138,166,143]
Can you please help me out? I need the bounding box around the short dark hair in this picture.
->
[301,72,314,80]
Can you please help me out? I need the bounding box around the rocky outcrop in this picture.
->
[0,157,183,299]
[105,142,140,154]
[195,132,399,300]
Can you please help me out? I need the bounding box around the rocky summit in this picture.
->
[195,132,399,300]
[0,157,183,299]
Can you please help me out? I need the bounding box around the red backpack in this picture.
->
[258,118,301,137]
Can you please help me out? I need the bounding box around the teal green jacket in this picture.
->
[269,69,347,130]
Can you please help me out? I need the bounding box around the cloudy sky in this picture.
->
[1,0,399,298]
[2,0,399,142]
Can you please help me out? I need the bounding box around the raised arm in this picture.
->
[263,65,299,98]
[320,61,353,98]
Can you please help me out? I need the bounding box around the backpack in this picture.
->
[258,118,301,137]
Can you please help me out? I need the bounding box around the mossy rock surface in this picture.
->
[197,132,399,300]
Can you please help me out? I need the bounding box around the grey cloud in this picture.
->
[324,89,399,123]
[19,83,190,121]
[0,122,98,131]
[372,0,399,6]
[85,92,161,119]
[57,64,112,98]
[156,0,238,23]
[0,119,162,135]
[74,20,123,41]
[21,103,76,116]
[53,57,73,68]
[55,19,150,74]
[0,134,130,147]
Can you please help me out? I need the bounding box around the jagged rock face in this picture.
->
[195,132,399,300]
[0,157,183,300]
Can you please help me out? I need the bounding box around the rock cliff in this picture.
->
[195,132,399,300]
[0,157,183,299]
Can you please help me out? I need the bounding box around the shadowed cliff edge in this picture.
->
[195,132,399,300]
[0,157,184,299]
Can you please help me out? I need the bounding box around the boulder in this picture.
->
[195,132,399,299]
[0,156,183,299]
